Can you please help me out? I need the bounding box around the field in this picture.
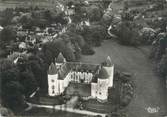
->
[81,40,167,117]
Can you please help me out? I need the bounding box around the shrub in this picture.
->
[0,26,16,49]
[79,24,107,46]
[157,53,167,77]
[115,21,141,46]
[81,44,95,55]
[86,5,103,22]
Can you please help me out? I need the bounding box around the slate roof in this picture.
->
[48,63,58,75]
[105,56,113,67]
[98,67,110,79]
[56,52,66,63]
[48,53,113,80]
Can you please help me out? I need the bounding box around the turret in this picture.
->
[104,56,114,87]
[105,56,113,67]
[56,52,66,63]
[48,63,58,96]
[55,52,66,69]
[98,67,110,79]
[96,67,110,100]
[48,62,58,75]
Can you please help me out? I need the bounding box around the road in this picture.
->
[81,40,166,117]
[26,103,106,117]
[25,96,106,117]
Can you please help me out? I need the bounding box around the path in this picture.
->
[81,40,166,117]
[26,96,106,117]
[26,103,106,117]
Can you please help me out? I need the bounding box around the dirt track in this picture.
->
[81,40,166,117]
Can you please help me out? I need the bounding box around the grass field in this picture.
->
[81,40,167,117]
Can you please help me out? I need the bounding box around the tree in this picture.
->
[0,8,14,26]
[0,59,14,72]
[54,12,68,25]
[86,5,103,22]
[0,26,16,49]
[115,21,141,46]
[19,70,38,98]
[150,34,167,61]
[42,42,60,65]
[79,24,106,46]
[28,55,48,94]
[0,59,25,112]
[0,106,14,117]
[42,38,76,64]
[81,44,95,55]
[157,53,167,77]
[0,59,19,85]
[1,81,25,112]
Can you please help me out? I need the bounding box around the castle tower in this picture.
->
[48,63,58,96]
[97,67,110,100]
[105,56,114,87]
[48,62,58,75]
[105,56,113,67]
[55,52,66,69]
[57,52,66,63]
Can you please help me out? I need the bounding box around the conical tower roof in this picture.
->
[48,63,58,75]
[105,56,113,67]
[98,67,110,79]
[56,52,66,63]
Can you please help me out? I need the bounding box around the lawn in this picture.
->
[81,40,166,117]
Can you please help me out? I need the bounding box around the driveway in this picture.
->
[81,40,166,117]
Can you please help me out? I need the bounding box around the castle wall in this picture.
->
[48,69,111,100]
[109,65,114,87]
[48,74,58,96]
[48,74,70,96]
[69,71,93,83]
[91,79,109,100]
[48,70,94,96]
[48,60,114,100]
[91,83,98,98]
[97,79,109,100]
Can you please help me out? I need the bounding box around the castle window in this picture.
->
[52,85,55,89]
[51,79,54,83]
[99,92,101,95]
